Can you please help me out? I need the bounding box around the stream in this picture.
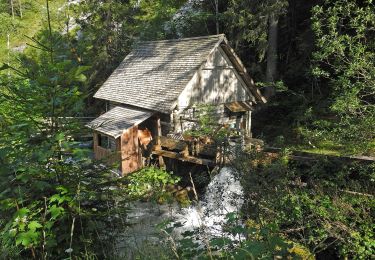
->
[117,167,244,257]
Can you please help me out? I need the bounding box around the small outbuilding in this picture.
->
[87,34,266,175]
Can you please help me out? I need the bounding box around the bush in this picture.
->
[0,146,131,258]
[126,167,181,201]
[236,151,374,259]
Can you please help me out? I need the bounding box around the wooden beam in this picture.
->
[156,116,165,167]
[158,136,188,151]
[180,117,222,126]
[152,150,215,167]
[157,136,217,157]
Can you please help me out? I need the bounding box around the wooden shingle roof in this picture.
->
[94,34,227,113]
[94,34,266,113]
[85,106,153,138]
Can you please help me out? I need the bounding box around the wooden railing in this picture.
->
[152,136,221,166]
[152,136,267,167]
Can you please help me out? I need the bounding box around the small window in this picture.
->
[98,134,110,149]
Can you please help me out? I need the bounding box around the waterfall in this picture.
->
[117,167,244,256]
[173,167,244,236]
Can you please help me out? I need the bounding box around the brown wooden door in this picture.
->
[121,125,140,175]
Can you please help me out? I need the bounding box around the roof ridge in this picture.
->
[139,34,225,44]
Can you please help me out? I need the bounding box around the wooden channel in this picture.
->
[152,149,215,167]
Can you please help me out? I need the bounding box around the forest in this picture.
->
[0,0,374,259]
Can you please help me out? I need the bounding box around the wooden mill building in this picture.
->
[86,34,266,175]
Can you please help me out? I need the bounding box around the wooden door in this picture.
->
[121,125,141,175]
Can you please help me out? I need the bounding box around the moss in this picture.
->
[289,244,315,260]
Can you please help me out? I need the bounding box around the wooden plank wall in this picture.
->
[93,133,121,166]
[121,125,141,175]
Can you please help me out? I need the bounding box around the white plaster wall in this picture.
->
[176,46,255,111]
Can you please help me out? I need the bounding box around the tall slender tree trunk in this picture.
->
[18,0,23,18]
[7,33,10,76]
[264,13,278,99]
[8,0,15,76]
[10,0,15,19]
[214,0,219,34]
[65,0,70,35]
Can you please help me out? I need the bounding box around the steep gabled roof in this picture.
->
[94,34,265,113]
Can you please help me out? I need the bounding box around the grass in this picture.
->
[289,139,375,157]
[0,0,66,64]
[295,140,344,156]
[258,123,374,157]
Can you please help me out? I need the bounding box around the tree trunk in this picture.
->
[10,0,15,19]
[264,13,278,99]
[7,33,10,76]
[65,0,70,35]
[214,0,219,34]
[18,0,22,18]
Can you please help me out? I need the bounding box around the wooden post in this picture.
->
[246,111,252,138]
[157,116,165,167]
[93,132,98,160]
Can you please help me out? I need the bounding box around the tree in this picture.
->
[226,0,288,99]
[0,3,129,257]
[311,0,375,154]
[238,151,374,258]
[70,0,186,115]
[134,0,186,40]
[165,0,226,38]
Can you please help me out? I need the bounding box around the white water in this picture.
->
[172,167,244,236]
[117,167,243,256]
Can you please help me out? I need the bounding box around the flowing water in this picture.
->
[117,167,243,257]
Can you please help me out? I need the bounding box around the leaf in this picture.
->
[56,186,69,195]
[16,230,39,247]
[28,221,42,231]
[74,73,87,82]
[210,237,232,247]
[49,205,64,219]
[33,181,52,191]
[15,208,30,218]
[225,212,238,223]
[55,132,65,141]
[242,240,268,257]
[229,225,247,235]
[75,65,91,75]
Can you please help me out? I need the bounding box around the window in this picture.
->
[97,134,117,151]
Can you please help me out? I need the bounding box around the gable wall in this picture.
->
[176,46,255,111]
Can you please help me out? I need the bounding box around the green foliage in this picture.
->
[165,0,220,38]
[70,0,185,113]
[159,213,298,259]
[0,12,18,37]
[134,0,186,40]
[0,11,129,258]
[126,167,180,200]
[311,0,375,154]
[0,143,129,258]
[237,151,374,259]
[185,105,230,143]
[1,0,374,258]
[226,0,288,62]
[0,0,66,63]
